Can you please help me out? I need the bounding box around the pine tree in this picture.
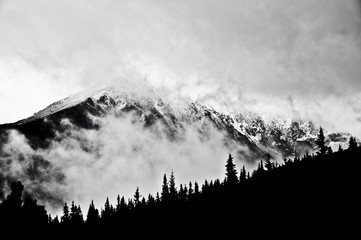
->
[51,216,60,225]
[239,166,247,183]
[168,171,177,202]
[209,180,214,192]
[120,196,127,211]
[214,179,221,192]
[147,194,155,207]
[194,181,200,197]
[116,195,121,213]
[225,154,238,185]
[201,180,208,196]
[61,203,70,224]
[128,199,134,210]
[140,197,147,209]
[348,136,358,150]
[179,184,187,202]
[86,200,99,225]
[70,201,83,224]
[134,187,142,207]
[265,154,274,171]
[316,127,327,156]
[102,197,112,222]
[155,192,161,204]
[161,174,169,202]
[188,181,194,197]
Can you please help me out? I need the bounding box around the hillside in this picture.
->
[1,145,359,236]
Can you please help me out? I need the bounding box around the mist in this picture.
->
[0,109,250,215]
[1,0,361,138]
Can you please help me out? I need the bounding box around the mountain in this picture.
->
[0,85,351,162]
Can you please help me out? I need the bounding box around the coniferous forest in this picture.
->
[0,130,360,236]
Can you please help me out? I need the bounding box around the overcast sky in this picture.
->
[1,0,361,136]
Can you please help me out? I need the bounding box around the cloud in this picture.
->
[0,130,67,209]
[0,110,250,215]
[0,0,360,137]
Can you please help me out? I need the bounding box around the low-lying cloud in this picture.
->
[0,111,248,215]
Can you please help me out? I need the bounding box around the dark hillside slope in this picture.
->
[1,147,359,237]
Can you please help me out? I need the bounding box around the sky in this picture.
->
[1,0,361,137]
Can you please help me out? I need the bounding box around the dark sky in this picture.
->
[1,0,361,136]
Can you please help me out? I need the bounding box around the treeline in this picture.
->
[0,128,360,234]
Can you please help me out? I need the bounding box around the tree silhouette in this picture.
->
[179,184,187,202]
[140,197,146,209]
[239,166,247,183]
[316,127,327,156]
[102,197,112,222]
[161,174,169,202]
[348,136,358,150]
[188,181,194,198]
[22,197,48,225]
[70,201,83,224]
[61,202,70,224]
[86,200,99,225]
[225,154,238,185]
[134,187,142,207]
[168,171,177,202]
[155,192,161,204]
[147,194,155,207]
[201,180,209,196]
[265,157,274,171]
[51,216,60,225]
[194,181,200,197]
[0,181,24,221]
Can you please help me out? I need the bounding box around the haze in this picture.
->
[1,0,361,137]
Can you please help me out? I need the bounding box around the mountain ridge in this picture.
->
[0,85,352,161]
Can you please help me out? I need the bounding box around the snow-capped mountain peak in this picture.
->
[4,84,353,161]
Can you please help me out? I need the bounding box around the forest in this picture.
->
[0,128,359,235]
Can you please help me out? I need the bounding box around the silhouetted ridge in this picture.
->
[1,144,359,235]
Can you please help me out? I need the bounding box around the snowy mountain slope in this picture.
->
[0,85,352,161]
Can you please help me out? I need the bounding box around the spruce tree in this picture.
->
[128,199,134,210]
[201,180,208,196]
[86,200,99,225]
[120,196,127,211]
[102,197,112,222]
[116,195,121,213]
[316,127,327,156]
[70,201,83,224]
[214,179,221,192]
[225,154,238,185]
[194,181,200,197]
[147,194,155,206]
[140,197,147,209]
[168,171,177,202]
[188,182,194,197]
[161,174,169,202]
[179,184,187,202]
[239,166,247,183]
[348,136,358,150]
[155,192,161,204]
[134,187,142,207]
[61,203,70,224]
